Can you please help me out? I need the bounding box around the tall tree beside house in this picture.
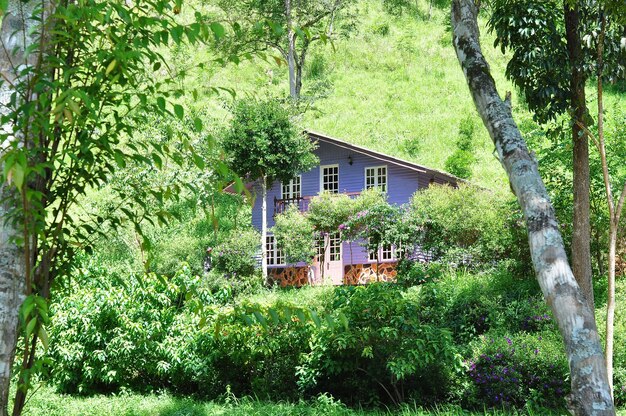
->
[213,0,354,100]
[487,0,626,310]
[452,0,615,413]
[221,99,318,278]
[0,1,222,415]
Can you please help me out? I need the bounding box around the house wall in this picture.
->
[251,138,451,272]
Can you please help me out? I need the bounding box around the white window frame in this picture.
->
[266,234,285,266]
[368,240,395,262]
[281,175,302,200]
[328,232,342,261]
[320,164,339,193]
[364,165,387,192]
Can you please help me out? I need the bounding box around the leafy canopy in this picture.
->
[222,99,318,184]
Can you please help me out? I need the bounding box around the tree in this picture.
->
[579,1,626,395]
[0,1,223,414]
[487,0,626,309]
[214,0,353,99]
[451,0,614,413]
[272,205,316,265]
[221,99,317,278]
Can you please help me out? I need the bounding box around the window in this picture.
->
[328,232,341,261]
[316,234,325,258]
[381,243,394,261]
[266,234,284,265]
[365,166,387,192]
[368,240,394,262]
[281,176,301,201]
[321,165,339,193]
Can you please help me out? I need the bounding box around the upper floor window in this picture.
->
[365,166,387,192]
[321,165,339,193]
[282,176,301,201]
[266,234,285,266]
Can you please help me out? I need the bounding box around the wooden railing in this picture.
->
[274,192,361,216]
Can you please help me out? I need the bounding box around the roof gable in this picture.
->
[306,130,461,185]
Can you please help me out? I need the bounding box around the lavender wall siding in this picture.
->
[251,139,447,268]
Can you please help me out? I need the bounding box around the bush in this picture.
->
[212,229,260,278]
[410,184,529,271]
[49,263,209,394]
[462,332,569,410]
[395,259,443,287]
[298,284,458,407]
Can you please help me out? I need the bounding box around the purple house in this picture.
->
[250,131,459,286]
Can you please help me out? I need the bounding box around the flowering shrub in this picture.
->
[464,333,568,410]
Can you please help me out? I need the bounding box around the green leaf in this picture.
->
[151,152,163,169]
[210,22,225,40]
[193,117,203,132]
[105,59,117,76]
[0,0,8,16]
[156,96,166,111]
[253,311,268,330]
[173,104,184,120]
[25,317,37,338]
[10,163,25,191]
[192,154,205,169]
[38,326,49,350]
[310,310,321,328]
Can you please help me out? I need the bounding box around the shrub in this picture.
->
[410,184,528,270]
[273,205,316,265]
[462,332,569,410]
[212,229,260,278]
[395,259,444,287]
[48,264,208,394]
[298,284,458,407]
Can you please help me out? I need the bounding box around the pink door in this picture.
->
[325,232,343,285]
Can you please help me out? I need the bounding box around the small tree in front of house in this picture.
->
[342,189,397,280]
[307,191,354,280]
[273,205,316,265]
[222,99,318,279]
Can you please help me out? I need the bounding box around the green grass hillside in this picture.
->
[187,0,534,190]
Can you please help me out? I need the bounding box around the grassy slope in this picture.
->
[190,0,532,190]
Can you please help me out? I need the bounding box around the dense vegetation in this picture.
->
[5,0,625,414]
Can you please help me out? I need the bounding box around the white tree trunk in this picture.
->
[261,175,268,280]
[451,1,615,414]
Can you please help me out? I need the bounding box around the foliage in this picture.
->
[487,0,626,123]
[462,333,569,410]
[273,205,316,265]
[222,99,318,185]
[298,284,458,407]
[342,189,399,258]
[307,191,355,233]
[395,260,444,287]
[0,0,227,409]
[213,229,261,278]
[48,263,209,394]
[409,184,528,269]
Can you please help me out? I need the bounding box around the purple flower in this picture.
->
[505,337,512,345]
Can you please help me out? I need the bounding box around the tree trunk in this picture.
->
[565,2,594,312]
[285,0,297,100]
[0,200,25,416]
[261,175,268,281]
[0,1,44,413]
[451,1,615,414]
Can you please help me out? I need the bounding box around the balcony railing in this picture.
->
[274,192,361,216]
